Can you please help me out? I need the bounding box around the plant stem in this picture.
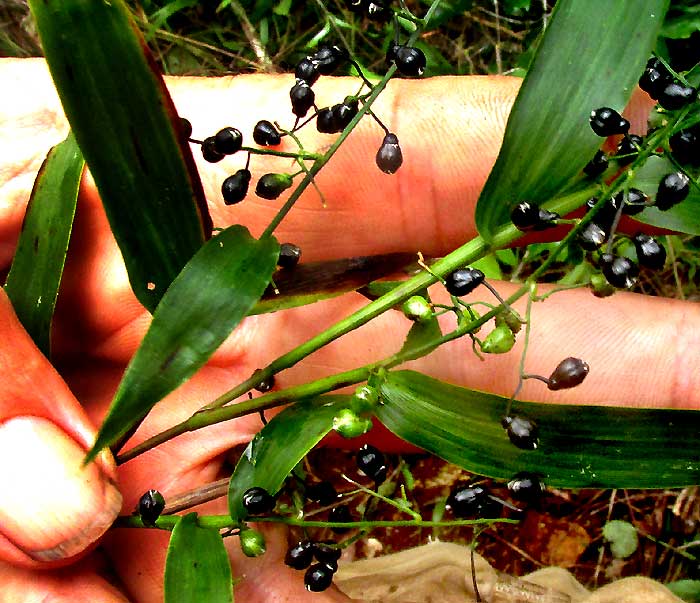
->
[242,146,320,160]
[114,514,517,531]
[117,186,594,464]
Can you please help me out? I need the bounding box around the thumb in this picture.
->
[0,289,122,568]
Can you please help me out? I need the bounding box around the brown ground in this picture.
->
[299,449,700,590]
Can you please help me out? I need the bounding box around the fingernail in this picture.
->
[0,416,122,562]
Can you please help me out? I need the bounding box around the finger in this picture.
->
[0,290,122,568]
[0,557,131,603]
[169,74,656,261]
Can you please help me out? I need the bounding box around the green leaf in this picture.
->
[250,252,414,315]
[603,520,639,558]
[28,0,211,313]
[228,395,350,522]
[376,370,700,488]
[475,0,669,241]
[667,580,700,603]
[88,226,279,461]
[629,155,700,235]
[4,133,83,358]
[164,513,233,603]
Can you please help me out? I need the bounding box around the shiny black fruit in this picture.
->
[601,253,639,289]
[615,134,643,166]
[444,268,485,297]
[242,486,276,515]
[221,169,251,205]
[295,57,320,86]
[253,120,282,146]
[656,172,690,211]
[375,132,403,174]
[547,357,589,391]
[658,81,697,111]
[356,444,387,484]
[583,150,609,177]
[447,483,498,518]
[256,173,293,200]
[214,126,243,155]
[290,81,316,118]
[589,107,630,137]
[278,242,301,268]
[305,481,338,505]
[502,415,539,450]
[201,136,224,163]
[507,472,546,504]
[578,221,606,251]
[633,233,666,270]
[510,201,559,231]
[285,539,314,570]
[310,44,347,76]
[328,504,353,534]
[138,489,165,525]
[313,541,342,564]
[670,127,700,167]
[316,107,340,134]
[389,44,427,77]
[305,563,335,592]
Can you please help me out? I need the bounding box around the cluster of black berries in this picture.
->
[579,187,679,289]
[446,472,546,519]
[639,57,697,111]
[283,445,388,592]
[285,538,343,592]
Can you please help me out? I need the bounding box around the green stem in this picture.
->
[260,64,397,239]
[114,514,517,531]
[116,186,594,464]
[243,146,320,161]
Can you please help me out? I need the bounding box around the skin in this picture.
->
[0,57,698,602]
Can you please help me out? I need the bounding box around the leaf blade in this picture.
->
[4,132,84,358]
[28,0,211,312]
[88,226,279,461]
[164,513,233,603]
[377,370,700,488]
[629,155,700,235]
[228,395,350,522]
[475,0,669,241]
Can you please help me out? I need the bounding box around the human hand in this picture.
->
[0,57,697,602]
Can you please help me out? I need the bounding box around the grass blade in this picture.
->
[377,370,700,488]
[164,513,233,603]
[28,0,211,312]
[4,133,83,358]
[228,395,350,522]
[475,0,669,241]
[87,226,279,462]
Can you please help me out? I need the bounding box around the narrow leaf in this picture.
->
[28,0,211,312]
[629,155,700,235]
[228,395,350,522]
[251,252,414,315]
[164,513,233,603]
[87,226,279,461]
[377,370,700,488]
[4,133,83,358]
[475,0,668,241]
